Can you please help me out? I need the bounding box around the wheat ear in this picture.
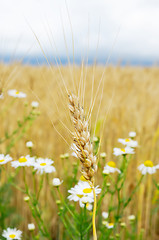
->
[68,93,98,182]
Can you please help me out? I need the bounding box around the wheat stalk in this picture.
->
[68,93,98,240]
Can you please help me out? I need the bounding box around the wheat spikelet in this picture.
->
[68,93,97,182]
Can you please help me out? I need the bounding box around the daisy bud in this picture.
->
[56,200,61,205]
[100,152,107,158]
[120,222,126,227]
[60,154,65,159]
[102,211,109,219]
[28,223,35,231]
[26,141,33,148]
[31,101,39,108]
[24,102,28,107]
[93,136,98,143]
[64,153,69,159]
[129,131,136,138]
[102,220,108,225]
[103,169,110,175]
[128,215,135,221]
[52,178,63,187]
[106,183,111,187]
[24,196,30,202]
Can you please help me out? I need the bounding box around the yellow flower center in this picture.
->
[16,91,19,95]
[83,188,92,194]
[40,163,46,166]
[108,223,114,227]
[125,138,130,142]
[144,160,153,167]
[19,157,27,163]
[107,161,116,168]
[9,234,16,239]
[121,148,125,153]
[77,194,84,198]
[80,175,87,181]
[0,159,5,162]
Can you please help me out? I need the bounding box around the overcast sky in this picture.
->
[0,0,159,64]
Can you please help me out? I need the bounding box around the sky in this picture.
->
[0,0,159,65]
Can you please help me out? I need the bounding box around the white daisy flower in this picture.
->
[8,89,26,98]
[68,181,101,208]
[118,138,138,148]
[113,146,135,156]
[85,203,93,211]
[2,227,22,240]
[0,93,4,99]
[31,101,39,108]
[80,198,93,211]
[156,164,159,169]
[102,211,109,219]
[79,197,93,211]
[103,161,121,174]
[34,158,56,174]
[105,222,114,229]
[138,160,157,175]
[26,141,33,148]
[0,154,12,165]
[129,131,136,138]
[103,222,114,229]
[81,196,91,204]
[11,155,35,168]
[52,178,63,187]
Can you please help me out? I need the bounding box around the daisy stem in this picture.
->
[96,176,108,213]
[28,200,49,238]
[37,174,44,200]
[23,167,29,193]
[57,188,80,222]
[124,175,144,208]
[2,166,25,192]
[30,231,36,240]
[152,177,159,189]
[60,214,77,240]
[22,169,50,238]
[32,170,36,194]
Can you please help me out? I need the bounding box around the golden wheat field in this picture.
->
[0,63,159,240]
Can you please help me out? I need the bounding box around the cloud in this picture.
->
[0,0,159,63]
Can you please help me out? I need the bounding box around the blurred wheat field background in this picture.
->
[0,63,159,239]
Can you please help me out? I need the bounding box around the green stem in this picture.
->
[37,174,44,200]
[57,188,79,223]
[124,175,144,208]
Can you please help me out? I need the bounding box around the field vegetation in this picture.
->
[0,63,159,239]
